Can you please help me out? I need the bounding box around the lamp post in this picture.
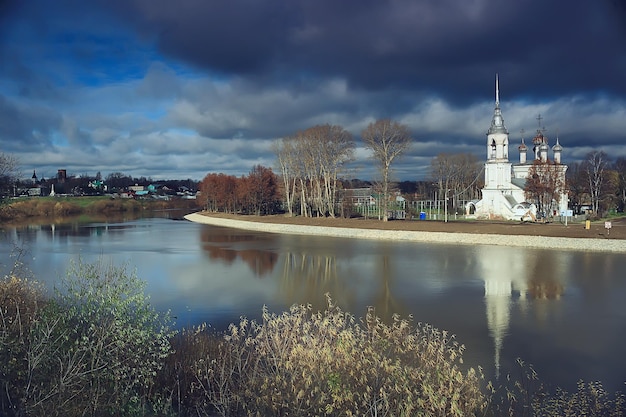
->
[444,189,449,223]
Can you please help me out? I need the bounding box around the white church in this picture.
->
[467,76,568,221]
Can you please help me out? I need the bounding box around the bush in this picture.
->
[0,276,46,415]
[535,380,626,417]
[0,259,175,417]
[2,199,82,217]
[155,323,223,415]
[192,295,487,416]
[485,358,626,417]
[85,199,142,213]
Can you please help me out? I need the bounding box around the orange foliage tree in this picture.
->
[200,166,280,215]
[524,160,566,216]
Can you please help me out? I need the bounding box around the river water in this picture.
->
[1,213,625,393]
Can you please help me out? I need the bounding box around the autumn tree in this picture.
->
[361,119,412,221]
[219,174,239,213]
[524,160,566,216]
[199,173,217,211]
[200,167,280,215]
[614,157,626,212]
[565,162,588,213]
[244,165,280,215]
[604,168,620,213]
[200,173,238,213]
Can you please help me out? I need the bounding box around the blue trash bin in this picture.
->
[419,212,426,220]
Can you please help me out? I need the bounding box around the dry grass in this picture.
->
[191,295,486,417]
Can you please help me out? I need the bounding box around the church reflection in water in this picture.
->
[198,224,571,381]
[278,241,571,381]
[478,245,566,378]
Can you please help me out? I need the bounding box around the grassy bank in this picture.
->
[1,258,624,416]
[0,196,199,223]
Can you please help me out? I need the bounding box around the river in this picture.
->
[1,213,625,394]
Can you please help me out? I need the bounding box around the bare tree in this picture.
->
[0,152,20,198]
[361,119,412,221]
[585,151,609,214]
[275,125,354,218]
[274,138,298,216]
[430,153,482,212]
[310,125,355,217]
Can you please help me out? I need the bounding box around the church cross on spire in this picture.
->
[495,74,500,106]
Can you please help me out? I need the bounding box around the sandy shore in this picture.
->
[185,212,626,253]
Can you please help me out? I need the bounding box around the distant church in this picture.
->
[467,76,568,221]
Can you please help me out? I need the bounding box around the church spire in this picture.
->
[496,73,500,106]
[552,132,563,164]
[488,73,508,135]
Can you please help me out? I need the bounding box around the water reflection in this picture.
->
[280,251,342,309]
[200,226,279,276]
[2,217,625,393]
[478,246,571,379]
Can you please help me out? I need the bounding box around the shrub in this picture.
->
[535,380,626,417]
[46,259,175,416]
[0,241,40,413]
[0,258,175,417]
[0,276,46,416]
[485,358,626,417]
[192,295,487,416]
[155,323,222,415]
[86,199,142,213]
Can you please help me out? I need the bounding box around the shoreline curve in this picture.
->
[184,212,626,253]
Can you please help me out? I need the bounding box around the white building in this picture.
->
[467,76,568,221]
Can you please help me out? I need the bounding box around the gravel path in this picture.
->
[185,213,626,253]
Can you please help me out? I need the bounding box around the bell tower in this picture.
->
[483,74,512,191]
[486,74,509,161]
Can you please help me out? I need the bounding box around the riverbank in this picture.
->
[185,212,626,253]
[0,196,199,224]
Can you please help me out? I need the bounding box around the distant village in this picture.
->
[14,169,200,201]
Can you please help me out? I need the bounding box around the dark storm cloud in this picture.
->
[0,95,61,151]
[103,0,626,105]
[2,0,626,181]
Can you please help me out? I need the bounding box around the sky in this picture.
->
[1,0,626,182]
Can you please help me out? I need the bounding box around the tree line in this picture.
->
[199,165,281,215]
[4,138,626,219]
[567,151,626,216]
[199,141,626,219]
[275,120,412,221]
[202,120,413,220]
